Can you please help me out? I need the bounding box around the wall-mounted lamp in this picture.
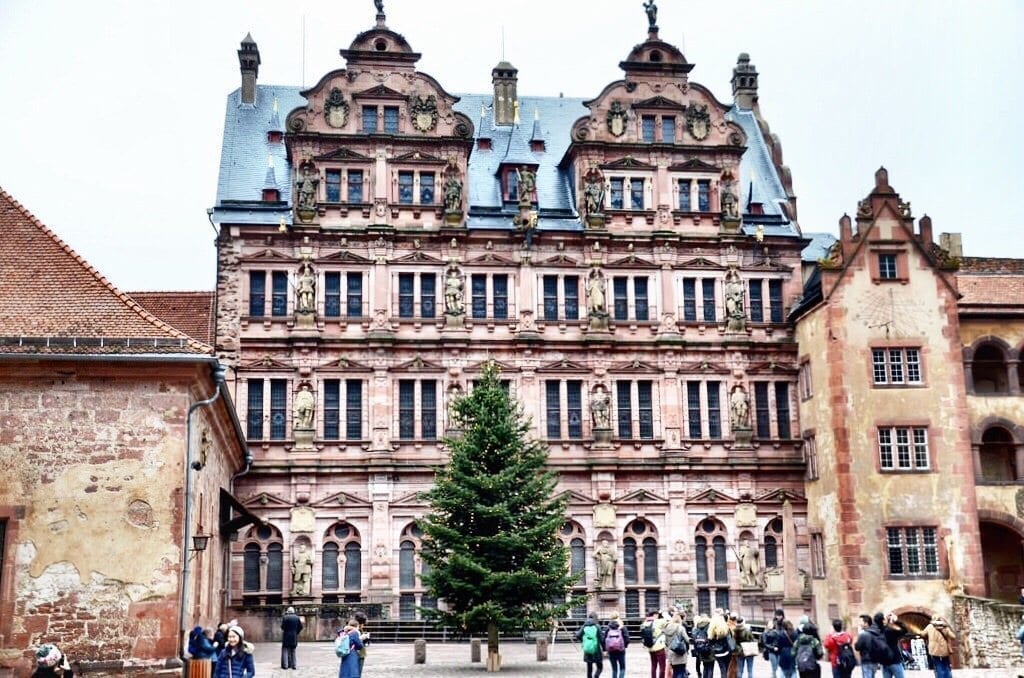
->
[191,534,211,553]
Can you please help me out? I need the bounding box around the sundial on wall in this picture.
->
[853,287,930,338]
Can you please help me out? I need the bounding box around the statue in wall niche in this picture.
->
[730,384,750,430]
[737,539,761,587]
[446,382,463,427]
[296,258,316,314]
[444,264,465,315]
[586,268,607,317]
[291,543,314,596]
[594,539,617,589]
[590,384,611,430]
[722,190,739,219]
[296,165,319,211]
[517,167,536,206]
[443,172,463,213]
[583,169,605,216]
[293,383,316,430]
[724,266,745,331]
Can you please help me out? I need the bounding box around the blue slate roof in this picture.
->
[801,232,837,262]
[213,85,798,238]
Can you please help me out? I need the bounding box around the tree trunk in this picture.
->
[486,621,501,672]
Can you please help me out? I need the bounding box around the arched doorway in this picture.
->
[980,520,1024,601]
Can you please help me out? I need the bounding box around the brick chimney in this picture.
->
[731,53,758,110]
[492,61,518,126]
[238,33,261,105]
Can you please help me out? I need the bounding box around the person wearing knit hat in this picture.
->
[32,644,71,677]
[214,625,254,678]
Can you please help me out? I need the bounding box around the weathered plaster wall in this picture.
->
[951,595,1024,669]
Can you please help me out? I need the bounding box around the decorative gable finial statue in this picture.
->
[643,0,658,29]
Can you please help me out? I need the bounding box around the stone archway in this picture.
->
[976,509,1024,602]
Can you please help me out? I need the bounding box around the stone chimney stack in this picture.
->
[918,215,933,245]
[940,232,963,259]
[238,33,261,105]
[731,53,759,110]
[492,61,519,126]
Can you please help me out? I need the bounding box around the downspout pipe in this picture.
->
[178,364,227,662]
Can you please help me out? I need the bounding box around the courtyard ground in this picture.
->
[249,641,1019,677]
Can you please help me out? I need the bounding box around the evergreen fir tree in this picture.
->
[418,362,580,665]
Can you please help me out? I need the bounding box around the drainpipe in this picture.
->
[224,387,255,621]
[178,364,227,661]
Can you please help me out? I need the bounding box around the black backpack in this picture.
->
[796,640,818,672]
[641,623,655,648]
[837,641,857,671]
[690,625,710,658]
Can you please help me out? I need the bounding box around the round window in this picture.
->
[334,524,350,539]
[256,525,273,540]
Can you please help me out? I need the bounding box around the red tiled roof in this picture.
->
[128,291,215,345]
[0,187,211,354]
[959,257,1024,274]
[957,275,1024,306]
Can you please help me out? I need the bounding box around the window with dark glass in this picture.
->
[662,116,676,142]
[638,381,653,439]
[270,379,287,439]
[346,273,362,317]
[247,379,263,440]
[322,543,339,589]
[398,171,414,204]
[243,544,261,591]
[347,170,364,203]
[634,277,649,321]
[249,271,266,316]
[362,106,377,133]
[713,536,727,582]
[324,379,340,440]
[384,106,399,134]
[420,172,434,204]
[715,589,730,611]
[399,380,415,439]
[543,275,558,321]
[682,278,696,321]
[642,115,656,142]
[754,382,770,438]
[545,381,561,439]
[687,381,702,438]
[399,540,415,588]
[878,253,898,280]
[775,382,791,439]
[643,537,658,582]
[325,272,341,317]
[630,178,644,209]
[506,170,519,202]
[266,543,283,590]
[570,538,585,577]
[421,380,437,440]
[887,526,939,576]
[346,380,362,440]
[764,535,778,568]
[471,274,487,318]
[610,178,624,209]
[613,277,629,320]
[697,179,710,211]
[695,537,708,582]
[697,589,711,616]
[564,276,579,320]
[567,381,582,439]
[749,279,763,322]
[344,542,361,589]
[493,274,508,319]
[678,179,691,211]
[326,169,341,202]
[769,279,784,322]
[617,381,632,438]
[398,273,414,318]
[707,381,721,439]
[271,271,288,316]
[420,273,436,318]
[702,279,716,321]
[623,538,638,585]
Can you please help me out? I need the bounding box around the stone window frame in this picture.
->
[810,531,825,579]
[623,519,661,617]
[803,430,819,481]
[323,269,369,320]
[694,516,730,615]
[869,345,925,388]
[868,247,908,284]
[394,378,439,442]
[397,521,435,620]
[682,379,723,441]
[542,379,585,441]
[876,424,931,473]
[558,520,589,619]
[882,524,944,580]
[321,378,367,443]
[392,269,439,320]
[537,272,582,323]
[609,274,657,323]
[676,274,718,324]
[797,357,813,401]
[607,173,652,212]
[0,507,21,644]
[963,336,1020,396]
[612,378,659,441]
[321,521,363,598]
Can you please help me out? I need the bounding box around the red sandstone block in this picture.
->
[22,616,48,634]
[94,410,121,423]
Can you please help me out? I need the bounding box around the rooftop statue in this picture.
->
[644,0,657,28]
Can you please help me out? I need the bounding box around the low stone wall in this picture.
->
[952,595,1024,669]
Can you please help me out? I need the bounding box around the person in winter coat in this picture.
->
[776,620,798,678]
[875,612,907,678]
[732,615,756,678]
[708,612,735,678]
[794,623,824,678]
[604,611,630,678]
[823,619,855,678]
[691,614,715,678]
[31,644,72,678]
[854,614,887,678]
[280,606,303,670]
[763,610,787,678]
[921,617,955,678]
[336,620,365,678]
[576,612,607,678]
[640,609,669,678]
[664,611,691,678]
[191,628,219,660]
[214,626,254,678]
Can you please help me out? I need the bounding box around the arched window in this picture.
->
[643,537,659,582]
[559,521,588,619]
[570,538,586,577]
[624,519,660,618]
[322,543,339,590]
[266,543,283,591]
[399,540,416,589]
[239,522,283,605]
[979,426,1018,482]
[322,522,362,602]
[695,518,728,615]
[695,537,708,583]
[344,542,362,590]
[764,517,783,569]
[713,536,727,583]
[623,538,638,585]
[398,522,432,619]
[973,344,1009,394]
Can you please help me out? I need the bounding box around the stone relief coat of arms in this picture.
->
[411,95,438,132]
[324,88,349,128]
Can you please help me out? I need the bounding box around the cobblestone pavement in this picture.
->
[251,641,1020,677]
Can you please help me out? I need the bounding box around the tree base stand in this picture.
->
[486,650,501,672]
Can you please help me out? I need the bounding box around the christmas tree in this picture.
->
[418,362,580,670]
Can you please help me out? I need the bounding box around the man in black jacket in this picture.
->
[875,611,908,677]
[281,606,304,670]
[854,613,888,677]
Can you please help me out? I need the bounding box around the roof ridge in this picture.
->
[0,186,213,354]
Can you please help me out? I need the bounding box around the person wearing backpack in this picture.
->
[921,616,955,678]
[576,612,607,678]
[640,609,669,678]
[664,610,691,678]
[823,619,856,678]
[691,614,714,678]
[794,622,824,678]
[604,612,630,678]
[335,620,364,678]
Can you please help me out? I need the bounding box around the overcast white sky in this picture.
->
[1,0,1020,291]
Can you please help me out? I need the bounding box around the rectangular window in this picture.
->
[545,381,561,439]
[804,434,819,481]
[506,171,519,202]
[662,116,676,143]
[610,178,624,210]
[878,426,930,471]
[768,279,784,322]
[873,348,923,385]
[697,180,710,211]
[246,379,263,439]
[564,276,579,320]
[613,277,628,321]
[887,526,939,577]
[325,272,341,317]
[324,380,340,440]
[566,381,582,439]
[754,382,771,438]
[678,179,691,211]
[798,360,813,400]
[420,172,435,204]
[399,380,415,439]
[775,382,791,439]
[346,380,363,440]
[707,381,721,439]
[811,533,825,578]
[630,178,644,210]
[472,274,487,319]
[398,171,414,204]
[682,278,696,321]
[879,253,898,280]
[326,169,341,202]
[421,380,437,440]
[271,271,288,316]
[748,279,763,322]
[634,277,649,321]
[687,381,702,438]
[702,279,716,322]
[398,273,415,318]
[347,170,364,203]
[249,271,266,316]
[492,274,508,319]
[642,115,656,142]
[383,106,399,134]
[362,106,378,133]
[270,379,287,439]
[420,273,436,318]
[637,381,653,439]
[543,275,558,321]
[616,381,632,439]
[346,273,363,317]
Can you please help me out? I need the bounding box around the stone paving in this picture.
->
[250,641,1019,677]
